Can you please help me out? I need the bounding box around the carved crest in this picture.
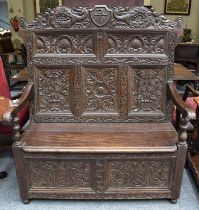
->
[90,6,111,27]
[19,5,183,30]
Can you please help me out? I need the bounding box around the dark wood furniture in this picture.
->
[13,65,199,122]
[0,56,30,150]
[0,96,12,179]
[188,96,199,190]
[179,85,199,190]
[11,67,28,82]
[175,43,199,73]
[0,32,27,87]
[174,63,199,91]
[6,5,196,204]
[174,63,199,81]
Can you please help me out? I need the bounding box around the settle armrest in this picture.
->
[193,97,199,107]
[3,82,33,125]
[11,92,22,100]
[168,82,196,121]
[182,84,199,101]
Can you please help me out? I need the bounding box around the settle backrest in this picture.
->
[19,5,183,123]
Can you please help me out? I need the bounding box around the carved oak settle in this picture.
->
[6,5,196,203]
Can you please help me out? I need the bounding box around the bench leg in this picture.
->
[170,199,177,204]
[13,141,30,203]
[22,199,30,204]
[0,171,7,179]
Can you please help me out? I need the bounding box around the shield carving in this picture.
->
[90,6,112,27]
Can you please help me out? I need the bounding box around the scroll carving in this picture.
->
[130,68,164,113]
[38,69,70,112]
[109,160,171,188]
[29,160,91,188]
[108,34,165,54]
[19,6,183,30]
[37,34,92,54]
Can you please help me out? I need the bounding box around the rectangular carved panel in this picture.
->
[25,153,175,194]
[28,160,92,189]
[108,159,172,189]
[129,67,165,115]
[107,34,165,54]
[37,68,73,115]
[82,66,119,115]
[36,33,93,54]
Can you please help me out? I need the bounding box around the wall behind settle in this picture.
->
[149,0,199,42]
[6,0,199,42]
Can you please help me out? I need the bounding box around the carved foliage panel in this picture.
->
[37,68,72,114]
[108,159,172,188]
[28,160,92,189]
[82,66,119,115]
[108,34,165,54]
[35,33,93,54]
[129,67,165,115]
[25,154,175,192]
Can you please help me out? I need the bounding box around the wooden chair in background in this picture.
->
[176,84,199,190]
[0,56,31,178]
[0,33,27,87]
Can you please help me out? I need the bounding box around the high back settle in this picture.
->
[19,5,182,123]
[11,5,196,204]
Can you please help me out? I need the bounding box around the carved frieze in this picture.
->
[38,69,71,113]
[83,67,118,113]
[36,34,93,54]
[29,160,91,188]
[108,34,165,54]
[19,6,183,30]
[33,56,168,66]
[109,160,171,188]
[130,68,164,113]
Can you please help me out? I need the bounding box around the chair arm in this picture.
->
[182,84,199,101]
[168,82,196,121]
[193,97,199,107]
[3,82,33,125]
[11,92,22,100]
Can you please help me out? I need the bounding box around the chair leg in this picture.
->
[0,171,7,179]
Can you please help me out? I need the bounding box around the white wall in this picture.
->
[150,0,199,42]
[0,1,9,30]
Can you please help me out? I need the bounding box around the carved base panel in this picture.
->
[14,150,180,201]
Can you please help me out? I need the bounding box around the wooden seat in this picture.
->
[21,123,178,152]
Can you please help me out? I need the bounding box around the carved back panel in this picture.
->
[19,5,183,123]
